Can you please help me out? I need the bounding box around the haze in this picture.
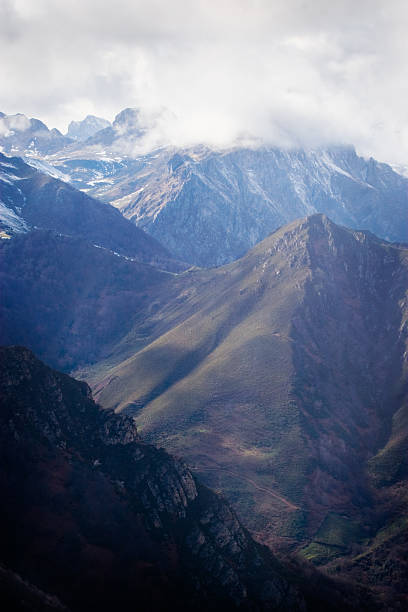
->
[1,0,408,164]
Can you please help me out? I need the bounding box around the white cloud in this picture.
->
[0,113,31,136]
[1,0,408,163]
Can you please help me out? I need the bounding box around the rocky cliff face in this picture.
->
[0,346,318,611]
[83,107,148,148]
[46,143,408,267]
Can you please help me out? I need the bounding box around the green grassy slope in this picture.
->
[92,218,314,540]
[91,216,408,560]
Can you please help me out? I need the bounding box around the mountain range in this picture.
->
[2,108,408,267]
[1,106,408,609]
[65,143,408,267]
[2,213,407,608]
[0,112,72,156]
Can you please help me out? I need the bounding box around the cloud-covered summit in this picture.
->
[1,0,408,163]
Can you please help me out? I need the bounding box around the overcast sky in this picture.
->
[1,0,408,163]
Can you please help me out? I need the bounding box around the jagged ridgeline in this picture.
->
[85,145,408,267]
[2,109,408,268]
[0,346,368,611]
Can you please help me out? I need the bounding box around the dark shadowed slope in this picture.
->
[0,230,179,370]
[0,346,366,611]
[0,152,185,271]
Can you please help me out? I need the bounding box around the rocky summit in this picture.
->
[0,112,72,157]
[66,115,111,142]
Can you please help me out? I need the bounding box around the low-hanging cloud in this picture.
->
[1,0,408,163]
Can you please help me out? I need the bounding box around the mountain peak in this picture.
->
[250,213,393,276]
[66,114,111,141]
[0,112,72,155]
[113,107,142,129]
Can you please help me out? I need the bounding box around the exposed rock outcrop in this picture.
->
[0,346,313,611]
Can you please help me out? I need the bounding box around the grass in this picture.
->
[301,542,344,565]
[367,402,408,487]
[86,215,408,556]
[86,221,327,545]
[300,513,363,565]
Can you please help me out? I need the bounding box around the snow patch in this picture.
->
[0,201,29,233]
[0,171,23,184]
[23,157,71,183]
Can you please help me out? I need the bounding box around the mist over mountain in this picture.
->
[0,112,72,156]
[66,114,111,141]
[2,2,408,609]
[46,131,408,267]
[3,2,408,165]
[3,107,408,268]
